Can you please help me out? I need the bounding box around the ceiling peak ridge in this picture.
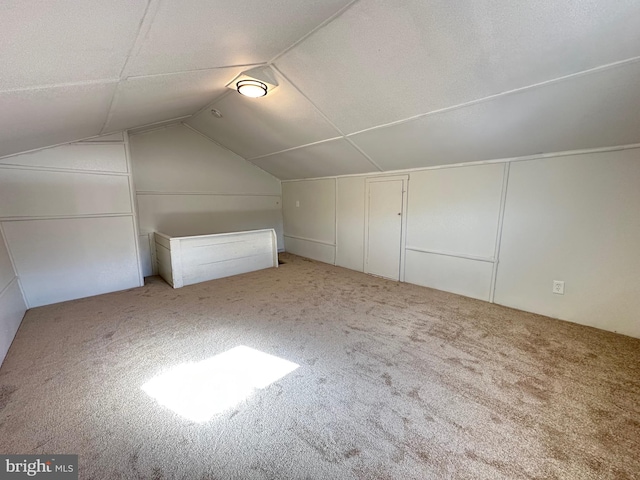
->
[345,54,640,138]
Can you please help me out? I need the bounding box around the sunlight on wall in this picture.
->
[141,345,299,422]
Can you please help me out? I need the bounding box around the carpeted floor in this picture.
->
[0,253,639,479]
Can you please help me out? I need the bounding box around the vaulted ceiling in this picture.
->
[2,1,640,179]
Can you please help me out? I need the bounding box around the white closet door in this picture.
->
[365,177,407,281]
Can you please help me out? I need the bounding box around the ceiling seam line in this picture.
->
[99,85,122,135]
[346,54,640,138]
[0,132,126,161]
[100,0,158,135]
[270,64,382,171]
[118,0,160,78]
[125,116,193,136]
[149,0,360,122]
[248,137,344,161]
[125,63,267,81]
[0,79,119,94]
[270,65,346,136]
[267,0,362,65]
[343,138,383,171]
[117,115,192,136]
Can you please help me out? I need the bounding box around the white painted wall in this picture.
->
[282,146,640,338]
[494,149,640,338]
[0,228,27,366]
[282,179,336,264]
[336,177,365,272]
[0,134,143,308]
[129,124,283,276]
[405,164,505,300]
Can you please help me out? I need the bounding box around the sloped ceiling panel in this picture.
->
[103,68,244,133]
[124,0,352,77]
[276,0,640,134]
[0,0,355,158]
[350,60,640,171]
[2,0,640,179]
[250,139,377,180]
[0,0,148,89]
[0,83,117,158]
[187,70,342,159]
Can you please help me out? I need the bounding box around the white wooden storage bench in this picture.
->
[154,229,278,288]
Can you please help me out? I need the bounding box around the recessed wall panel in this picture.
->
[0,144,127,172]
[284,237,335,265]
[0,170,131,218]
[494,149,640,338]
[404,250,493,301]
[282,179,335,245]
[2,217,140,308]
[407,164,504,259]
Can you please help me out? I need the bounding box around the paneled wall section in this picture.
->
[495,150,640,338]
[282,147,640,338]
[404,164,505,300]
[0,132,143,308]
[282,179,336,264]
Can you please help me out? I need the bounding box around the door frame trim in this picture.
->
[364,175,409,281]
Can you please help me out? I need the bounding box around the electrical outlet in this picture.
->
[295,200,300,207]
[553,280,565,295]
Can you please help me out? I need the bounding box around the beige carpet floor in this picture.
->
[0,253,639,479]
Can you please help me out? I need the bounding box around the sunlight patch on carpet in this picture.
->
[141,346,299,422]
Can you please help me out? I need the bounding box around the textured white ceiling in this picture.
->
[123,0,353,77]
[251,139,378,180]
[0,0,148,89]
[276,0,640,134]
[349,60,640,170]
[186,70,342,159]
[103,68,243,133]
[2,0,640,179]
[0,0,353,158]
[0,83,117,158]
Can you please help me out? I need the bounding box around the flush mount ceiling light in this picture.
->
[226,66,279,98]
[236,79,267,98]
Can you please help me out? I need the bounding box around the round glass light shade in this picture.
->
[236,80,267,98]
